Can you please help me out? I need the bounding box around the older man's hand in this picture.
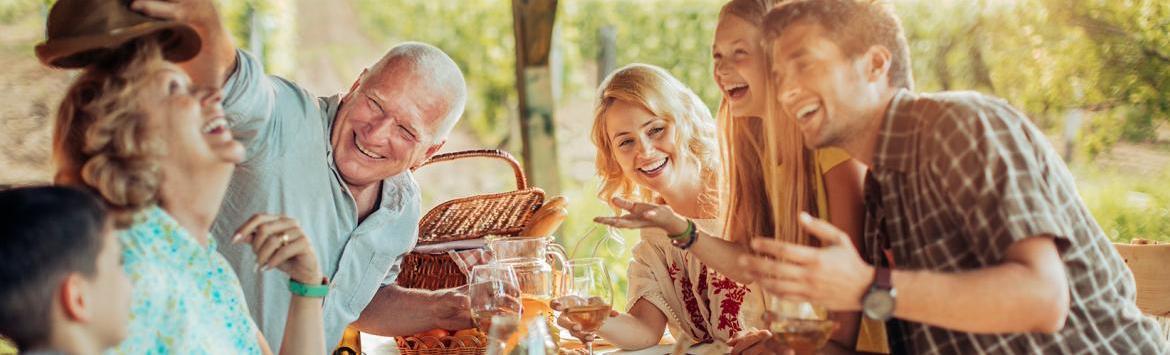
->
[430,288,473,330]
[130,0,224,32]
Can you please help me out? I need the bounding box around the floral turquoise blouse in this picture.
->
[106,206,261,354]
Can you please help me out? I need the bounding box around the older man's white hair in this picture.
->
[371,42,467,143]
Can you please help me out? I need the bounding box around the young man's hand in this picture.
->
[740,212,873,311]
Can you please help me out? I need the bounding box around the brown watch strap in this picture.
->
[874,266,892,290]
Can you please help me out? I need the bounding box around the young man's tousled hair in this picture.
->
[0,186,109,350]
[762,0,915,91]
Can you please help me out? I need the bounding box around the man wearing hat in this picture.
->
[41,0,474,350]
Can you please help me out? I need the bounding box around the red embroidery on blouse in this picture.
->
[668,262,712,342]
[710,271,750,337]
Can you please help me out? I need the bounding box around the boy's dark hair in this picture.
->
[762,0,915,91]
[0,186,109,350]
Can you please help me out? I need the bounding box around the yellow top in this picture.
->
[812,148,852,220]
[810,148,890,354]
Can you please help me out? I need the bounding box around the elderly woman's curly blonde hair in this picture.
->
[53,39,168,227]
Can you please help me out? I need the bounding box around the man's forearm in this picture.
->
[891,259,1069,333]
[352,284,438,336]
[176,3,238,89]
[181,12,238,88]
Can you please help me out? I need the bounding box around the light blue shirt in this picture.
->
[109,206,260,355]
[212,50,421,351]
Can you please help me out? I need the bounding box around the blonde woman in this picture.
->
[555,63,762,350]
[598,1,881,353]
[53,38,324,354]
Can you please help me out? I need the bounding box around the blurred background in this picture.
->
[1,0,1168,311]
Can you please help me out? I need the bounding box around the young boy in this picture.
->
[0,186,132,354]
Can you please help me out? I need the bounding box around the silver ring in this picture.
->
[280,233,290,246]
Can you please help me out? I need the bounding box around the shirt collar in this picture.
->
[134,205,217,251]
[872,89,918,174]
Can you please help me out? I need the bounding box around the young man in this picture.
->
[739,0,1166,353]
[0,186,132,354]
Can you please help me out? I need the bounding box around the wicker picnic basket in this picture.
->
[394,149,546,355]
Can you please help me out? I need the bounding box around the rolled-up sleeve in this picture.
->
[222,49,320,165]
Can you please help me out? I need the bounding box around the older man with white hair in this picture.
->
[130,0,471,349]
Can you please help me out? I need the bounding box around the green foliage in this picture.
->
[1075,165,1170,242]
[218,0,296,76]
[0,0,46,25]
[558,0,723,109]
[896,0,1169,149]
[353,0,519,145]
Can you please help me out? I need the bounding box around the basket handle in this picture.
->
[414,149,528,190]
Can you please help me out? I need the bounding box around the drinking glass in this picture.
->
[559,258,614,354]
[468,264,523,334]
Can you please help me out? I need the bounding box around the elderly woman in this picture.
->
[52,37,325,354]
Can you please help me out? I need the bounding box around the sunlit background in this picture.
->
[1,0,1168,313]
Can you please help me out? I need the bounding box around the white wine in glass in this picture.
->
[559,258,614,355]
[468,264,523,334]
[767,297,837,354]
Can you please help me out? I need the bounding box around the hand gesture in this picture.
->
[232,214,322,285]
[592,196,689,236]
[739,213,872,311]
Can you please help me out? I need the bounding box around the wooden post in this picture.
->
[247,3,265,65]
[512,0,561,195]
[597,25,617,85]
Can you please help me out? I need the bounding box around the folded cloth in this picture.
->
[411,238,487,254]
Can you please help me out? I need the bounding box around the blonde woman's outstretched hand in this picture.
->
[593,197,690,235]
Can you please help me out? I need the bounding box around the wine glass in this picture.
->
[765,295,837,354]
[468,264,523,334]
[559,258,614,355]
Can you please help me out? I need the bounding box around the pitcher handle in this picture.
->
[547,242,570,295]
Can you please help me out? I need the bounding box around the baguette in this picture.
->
[520,207,567,237]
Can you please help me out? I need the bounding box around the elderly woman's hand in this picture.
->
[592,196,690,236]
[232,214,323,285]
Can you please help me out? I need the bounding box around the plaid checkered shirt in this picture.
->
[863,89,1167,354]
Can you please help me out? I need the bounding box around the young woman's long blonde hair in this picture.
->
[591,63,719,212]
[717,0,814,246]
[53,39,168,227]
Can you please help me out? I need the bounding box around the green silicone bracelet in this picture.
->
[668,219,695,242]
[289,278,329,298]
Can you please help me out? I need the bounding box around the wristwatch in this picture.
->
[862,266,896,321]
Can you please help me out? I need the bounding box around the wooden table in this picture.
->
[359,333,728,355]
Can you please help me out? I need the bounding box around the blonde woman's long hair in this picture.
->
[591,63,719,213]
[53,38,168,227]
[717,0,814,246]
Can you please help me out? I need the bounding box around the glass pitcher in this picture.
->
[484,235,569,325]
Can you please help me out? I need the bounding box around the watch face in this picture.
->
[863,290,895,321]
